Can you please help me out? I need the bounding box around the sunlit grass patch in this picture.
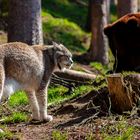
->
[42,12,90,53]
[52,130,68,140]
[90,62,109,75]
[102,120,136,140]
[42,0,88,29]
[8,91,28,107]
[71,85,93,98]
[48,85,93,105]
[0,127,14,139]
[2,112,28,124]
[48,85,68,104]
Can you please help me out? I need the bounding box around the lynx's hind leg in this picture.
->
[26,90,40,121]
[35,89,53,122]
[0,64,5,103]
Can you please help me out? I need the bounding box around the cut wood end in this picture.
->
[106,73,140,113]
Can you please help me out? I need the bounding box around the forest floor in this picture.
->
[0,1,139,139]
[7,113,140,140]
[4,87,140,140]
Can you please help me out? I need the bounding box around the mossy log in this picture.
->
[107,73,140,113]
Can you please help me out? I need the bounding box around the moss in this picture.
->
[42,12,90,53]
[42,0,88,29]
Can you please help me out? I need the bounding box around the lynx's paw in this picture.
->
[31,112,40,121]
[42,115,53,122]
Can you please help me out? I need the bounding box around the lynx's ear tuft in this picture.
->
[52,41,62,51]
[52,41,58,47]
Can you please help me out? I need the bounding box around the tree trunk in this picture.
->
[8,0,43,45]
[107,73,140,113]
[106,0,111,23]
[117,0,138,18]
[88,0,108,65]
[111,0,117,5]
[85,0,92,31]
[138,0,140,11]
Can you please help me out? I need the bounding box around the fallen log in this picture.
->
[54,69,97,82]
[107,73,140,113]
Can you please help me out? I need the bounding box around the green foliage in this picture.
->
[48,86,68,104]
[2,112,27,124]
[42,0,89,53]
[42,0,88,29]
[90,62,109,75]
[8,91,28,107]
[102,120,135,140]
[0,127,14,140]
[42,12,89,53]
[71,85,93,98]
[110,3,117,23]
[52,130,68,140]
[48,85,93,105]
[104,128,134,140]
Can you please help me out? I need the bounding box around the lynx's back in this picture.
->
[0,42,45,96]
[2,42,43,81]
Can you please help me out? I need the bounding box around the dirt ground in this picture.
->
[8,109,140,140]
[5,88,140,140]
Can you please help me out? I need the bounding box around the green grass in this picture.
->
[0,84,94,123]
[8,91,28,107]
[51,121,136,140]
[48,85,93,105]
[4,84,94,109]
[0,126,15,139]
[102,120,135,140]
[41,0,90,54]
[42,12,90,53]
[48,85,68,104]
[42,0,88,29]
[52,130,68,140]
[90,62,109,75]
[2,112,28,124]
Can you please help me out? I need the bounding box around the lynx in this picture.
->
[0,42,73,122]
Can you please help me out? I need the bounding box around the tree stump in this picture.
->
[107,73,140,113]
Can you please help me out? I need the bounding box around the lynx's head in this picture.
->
[51,42,73,71]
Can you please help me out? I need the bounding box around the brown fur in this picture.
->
[104,13,140,72]
[0,42,73,122]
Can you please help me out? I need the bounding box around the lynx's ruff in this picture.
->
[0,42,73,122]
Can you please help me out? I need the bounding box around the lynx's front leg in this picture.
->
[36,87,53,122]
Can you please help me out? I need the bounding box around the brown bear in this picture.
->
[104,13,140,72]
